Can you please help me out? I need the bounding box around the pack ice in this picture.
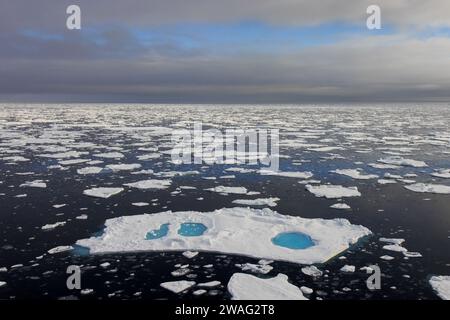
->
[75,207,371,265]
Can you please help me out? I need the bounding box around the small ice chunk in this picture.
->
[132,202,149,207]
[42,221,66,230]
[48,246,73,254]
[182,251,199,259]
[331,168,378,180]
[77,167,103,175]
[205,186,249,194]
[160,280,196,294]
[106,164,141,172]
[83,187,124,198]
[300,286,313,295]
[0,281,6,288]
[20,180,47,188]
[198,281,221,288]
[193,289,207,296]
[235,263,273,275]
[301,266,323,277]
[380,255,394,261]
[330,203,351,210]
[340,265,355,273]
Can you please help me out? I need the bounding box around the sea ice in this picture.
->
[260,170,313,179]
[47,246,73,254]
[301,266,323,277]
[340,265,356,273]
[227,273,307,300]
[75,207,371,265]
[160,280,196,294]
[431,169,450,179]
[377,156,427,168]
[305,184,361,199]
[232,198,280,207]
[77,167,104,175]
[429,276,450,300]
[235,263,273,275]
[83,187,124,199]
[106,164,142,172]
[331,169,378,180]
[404,183,450,194]
[330,203,351,210]
[20,180,47,188]
[205,186,249,195]
[124,179,172,190]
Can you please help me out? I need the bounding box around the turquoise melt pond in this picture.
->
[271,232,314,249]
[146,223,170,240]
[178,223,207,237]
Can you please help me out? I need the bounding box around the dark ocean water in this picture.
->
[0,104,449,300]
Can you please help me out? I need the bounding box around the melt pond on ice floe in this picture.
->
[75,207,371,265]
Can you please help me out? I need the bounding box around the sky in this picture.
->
[1,0,450,103]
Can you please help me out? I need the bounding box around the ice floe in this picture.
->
[124,179,172,190]
[75,207,371,265]
[83,187,124,199]
[330,203,351,210]
[404,183,450,194]
[48,245,73,254]
[227,273,307,300]
[305,184,361,199]
[232,197,280,207]
[377,156,427,168]
[429,276,450,300]
[160,280,196,294]
[20,180,47,188]
[331,169,378,180]
[205,186,249,195]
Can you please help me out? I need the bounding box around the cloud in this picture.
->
[1,1,450,102]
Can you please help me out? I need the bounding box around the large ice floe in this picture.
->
[75,207,371,265]
[429,276,450,300]
[227,273,307,300]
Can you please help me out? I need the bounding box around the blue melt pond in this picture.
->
[271,232,314,249]
[178,223,207,237]
[146,223,170,240]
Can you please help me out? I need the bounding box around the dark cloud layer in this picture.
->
[1,1,450,103]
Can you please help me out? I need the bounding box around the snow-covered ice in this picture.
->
[305,184,361,199]
[160,280,196,294]
[429,276,450,300]
[83,187,124,199]
[124,179,172,190]
[227,273,307,300]
[75,207,371,265]
[404,183,450,194]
